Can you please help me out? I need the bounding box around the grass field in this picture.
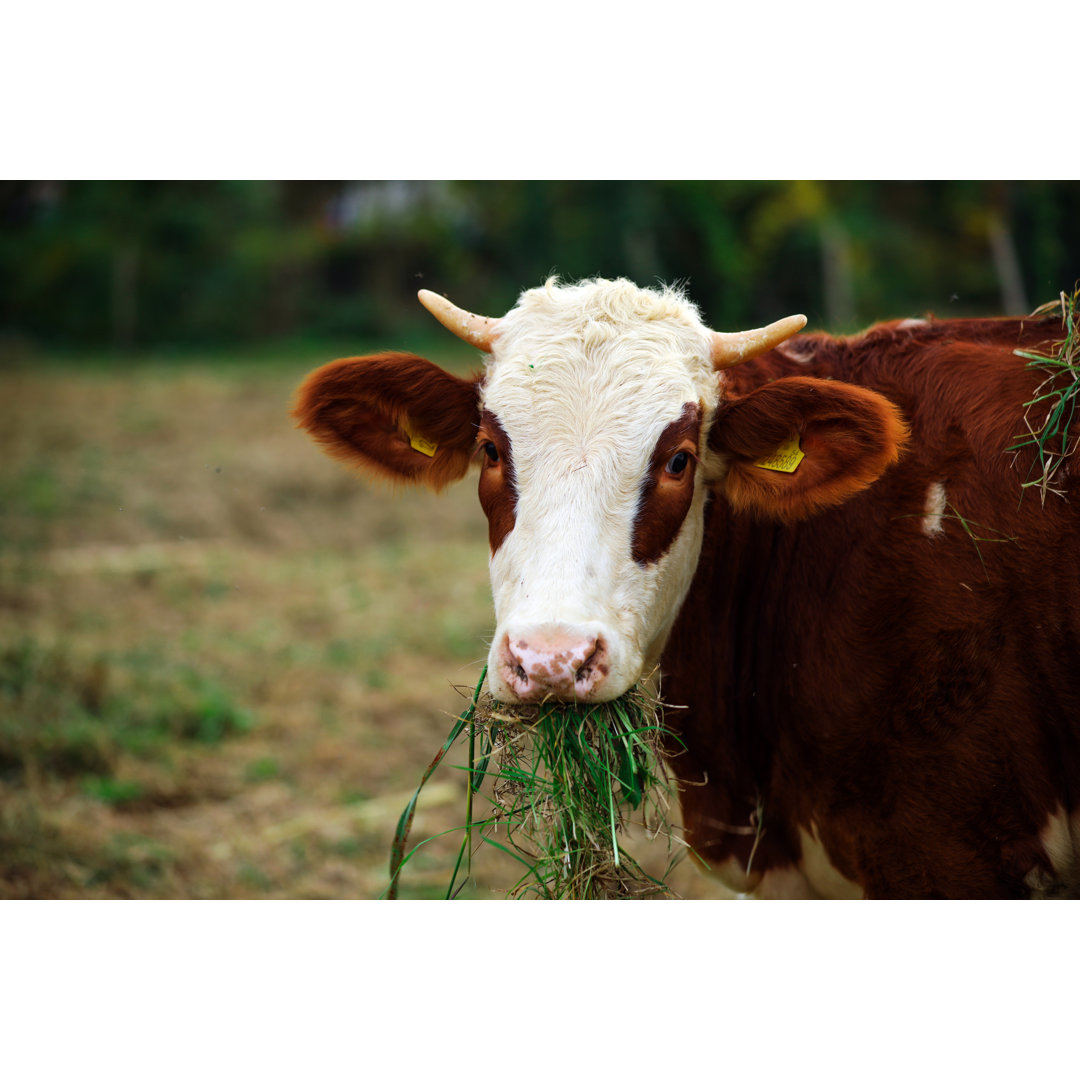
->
[0,342,729,899]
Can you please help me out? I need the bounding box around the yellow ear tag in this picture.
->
[403,423,438,458]
[755,436,805,473]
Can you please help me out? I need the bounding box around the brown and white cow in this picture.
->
[295,277,1080,899]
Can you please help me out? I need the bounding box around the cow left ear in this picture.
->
[705,377,909,521]
[293,352,482,490]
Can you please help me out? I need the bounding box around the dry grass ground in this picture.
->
[0,344,730,899]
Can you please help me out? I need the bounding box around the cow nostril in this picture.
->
[575,639,605,683]
[515,663,527,683]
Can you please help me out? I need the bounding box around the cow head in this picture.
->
[295,278,906,704]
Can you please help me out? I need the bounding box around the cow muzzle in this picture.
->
[491,624,612,703]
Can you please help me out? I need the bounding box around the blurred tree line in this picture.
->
[1,180,1077,352]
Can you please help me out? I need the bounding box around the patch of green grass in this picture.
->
[174,677,254,745]
[364,668,390,691]
[324,639,355,667]
[244,757,282,782]
[10,463,64,517]
[101,835,178,889]
[203,578,232,601]
[0,642,114,777]
[82,776,146,806]
[393,881,455,900]
[237,863,272,892]
[0,638,255,781]
[332,835,384,860]
[0,808,178,897]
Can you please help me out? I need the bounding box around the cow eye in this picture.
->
[483,441,500,464]
[665,450,690,476]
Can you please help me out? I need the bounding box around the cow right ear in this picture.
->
[292,352,482,490]
[705,376,908,521]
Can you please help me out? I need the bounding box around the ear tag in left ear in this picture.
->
[755,436,804,473]
[403,422,438,458]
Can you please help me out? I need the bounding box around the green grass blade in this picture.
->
[389,667,489,900]
[387,717,467,899]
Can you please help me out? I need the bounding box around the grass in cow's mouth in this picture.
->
[387,671,686,899]
[1011,286,1080,504]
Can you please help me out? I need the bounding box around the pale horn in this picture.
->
[417,289,500,352]
[711,314,808,369]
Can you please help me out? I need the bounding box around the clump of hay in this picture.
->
[1011,286,1080,504]
[388,670,685,900]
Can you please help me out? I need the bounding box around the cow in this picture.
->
[294,276,1080,899]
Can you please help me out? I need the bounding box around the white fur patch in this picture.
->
[922,481,947,537]
[480,278,718,702]
[798,824,864,899]
[1027,805,1080,898]
[750,865,818,900]
[703,826,864,899]
[898,318,928,330]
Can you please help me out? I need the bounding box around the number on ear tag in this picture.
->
[755,436,804,473]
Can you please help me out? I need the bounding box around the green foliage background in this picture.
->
[3,180,1077,352]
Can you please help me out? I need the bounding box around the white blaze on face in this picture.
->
[476,279,720,704]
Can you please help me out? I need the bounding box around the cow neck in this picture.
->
[659,494,806,874]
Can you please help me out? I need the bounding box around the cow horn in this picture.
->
[417,289,500,352]
[710,314,808,368]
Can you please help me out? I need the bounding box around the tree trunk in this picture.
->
[987,212,1028,315]
[820,219,855,330]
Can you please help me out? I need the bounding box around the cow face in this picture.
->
[294,278,906,705]
[473,280,720,702]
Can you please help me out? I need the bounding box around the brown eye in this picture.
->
[483,441,500,464]
[666,450,690,476]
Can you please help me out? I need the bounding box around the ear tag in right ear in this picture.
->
[755,436,804,473]
[402,422,438,458]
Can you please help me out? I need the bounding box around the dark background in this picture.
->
[3,180,1077,355]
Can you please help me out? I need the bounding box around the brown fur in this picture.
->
[665,311,1080,898]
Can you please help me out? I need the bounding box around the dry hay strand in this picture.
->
[1010,286,1080,504]
[388,671,688,900]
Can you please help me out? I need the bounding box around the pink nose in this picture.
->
[497,629,609,702]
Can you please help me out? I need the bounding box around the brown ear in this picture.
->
[292,352,482,490]
[708,377,908,521]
